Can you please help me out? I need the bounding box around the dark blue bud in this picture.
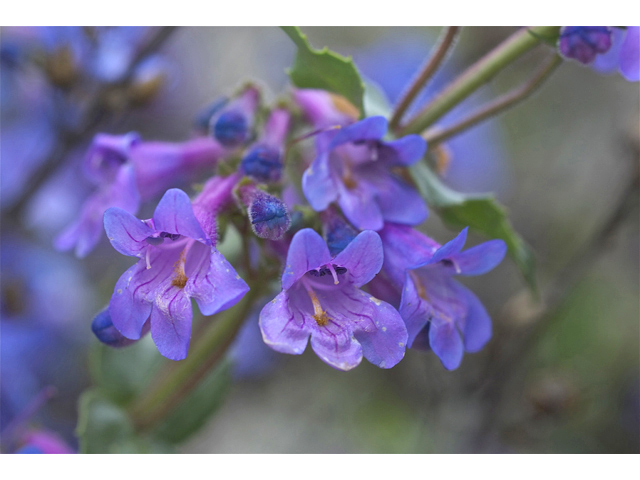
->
[91,306,137,348]
[212,110,249,147]
[249,193,290,240]
[241,145,283,182]
[558,27,613,65]
[325,220,358,256]
[194,97,228,132]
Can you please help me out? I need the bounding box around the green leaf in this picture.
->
[282,26,365,116]
[151,358,233,444]
[409,161,537,292]
[76,389,174,453]
[89,335,164,406]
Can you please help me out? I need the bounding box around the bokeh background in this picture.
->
[1,26,638,453]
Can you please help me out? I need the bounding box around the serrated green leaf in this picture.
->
[76,389,175,453]
[409,161,537,292]
[89,335,164,406]
[282,26,365,116]
[151,358,233,444]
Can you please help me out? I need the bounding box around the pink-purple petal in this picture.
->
[450,239,507,276]
[309,328,363,371]
[620,26,640,82]
[378,134,427,167]
[149,287,193,361]
[302,153,338,211]
[152,189,209,244]
[454,283,492,353]
[259,291,310,355]
[187,245,249,316]
[338,183,384,231]
[398,272,431,347]
[375,176,428,226]
[281,229,332,290]
[109,263,152,339]
[328,116,387,150]
[104,207,154,258]
[354,298,407,368]
[429,320,464,371]
[333,230,383,287]
[428,227,468,265]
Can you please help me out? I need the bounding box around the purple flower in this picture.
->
[395,226,506,370]
[55,133,227,257]
[302,116,428,231]
[593,26,640,82]
[558,27,613,65]
[15,430,75,454]
[104,187,249,360]
[259,228,407,371]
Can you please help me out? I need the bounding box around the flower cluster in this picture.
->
[61,79,508,370]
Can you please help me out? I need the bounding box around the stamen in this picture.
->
[171,249,188,289]
[327,263,340,285]
[303,282,329,327]
[145,249,152,270]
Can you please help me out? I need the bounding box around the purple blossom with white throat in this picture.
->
[104,184,248,360]
[259,228,407,371]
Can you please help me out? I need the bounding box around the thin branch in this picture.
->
[399,27,561,136]
[389,26,460,131]
[423,54,562,147]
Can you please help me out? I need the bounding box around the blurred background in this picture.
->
[1,26,638,453]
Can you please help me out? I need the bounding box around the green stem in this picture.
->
[399,26,561,136]
[423,54,562,147]
[129,284,263,430]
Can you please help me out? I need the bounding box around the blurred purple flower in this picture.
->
[259,228,407,371]
[593,26,640,82]
[55,133,227,257]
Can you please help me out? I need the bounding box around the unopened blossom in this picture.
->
[302,116,427,231]
[394,226,506,370]
[293,88,359,128]
[210,85,260,147]
[259,228,407,371]
[558,27,613,65]
[105,185,248,360]
[240,108,290,182]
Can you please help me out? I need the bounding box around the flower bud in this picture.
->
[209,85,260,148]
[91,306,141,348]
[248,191,290,240]
[194,97,228,133]
[241,145,282,182]
[558,27,613,65]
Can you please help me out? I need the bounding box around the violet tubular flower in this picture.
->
[302,116,428,231]
[104,186,249,360]
[558,27,613,65]
[397,227,506,370]
[259,228,407,371]
[55,133,226,257]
